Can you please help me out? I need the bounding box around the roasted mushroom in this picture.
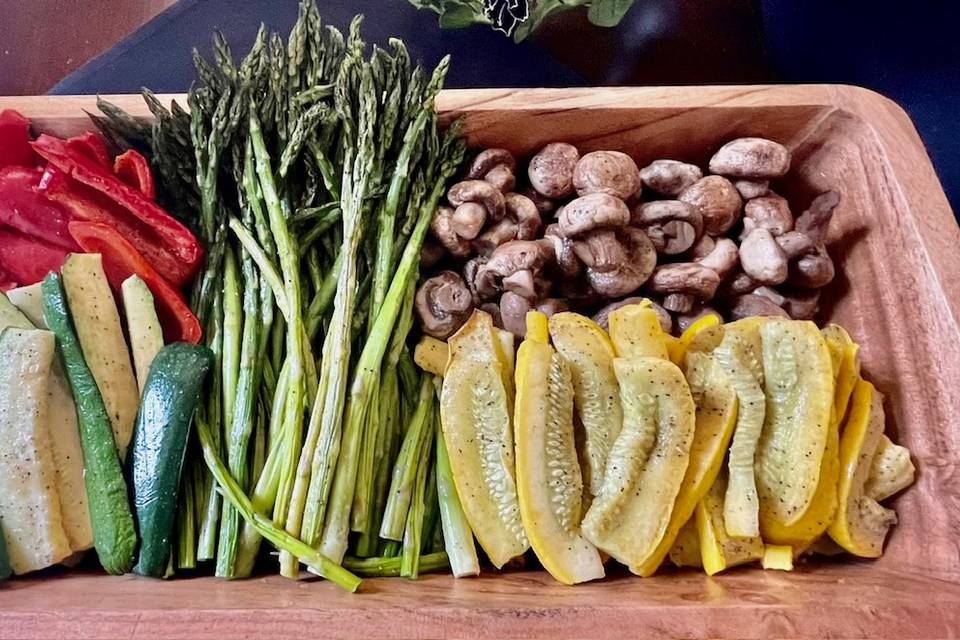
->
[726,293,790,320]
[536,298,569,318]
[789,245,835,289]
[484,164,516,193]
[593,297,673,334]
[734,179,770,200]
[717,270,759,298]
[648,262,722,301]
[663,293,695,314]
[466,148,516,180]
[504,192,541,240]
[542,223,582,278]
[559,193,631,237]
[473,240,553,300]
[742,194,794,237]
[415,271,474,339]
[528,142,580,199]
[632,200,704,255]
[678,175,743,235]
[690,234,716,260]
[572,150,642,201]
[708,137,791,179]
[448,180,506,240]
[429,205,471,258]
[739,228,788,285]
[473,219,520,256]
[420,240,446,268]
[676,305,721,333]
[639,159,703,196]
[795,190,840,243]
[695,237,739,279]
[780,289,821,320]
[500,291,534,338]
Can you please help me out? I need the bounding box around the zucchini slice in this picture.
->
[828,380,897,557]
[668,518,702,568]
[548,312,623,499]
[756,319,834,527]
[515,313,604,585]
[696,470,764,576]
[121,275,165,393]
[582,357,696,573]
[635,349,737,576]
[865,435,915,502]
[440,311,527,568]
[712,317,767,537]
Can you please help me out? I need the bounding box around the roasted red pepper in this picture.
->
[0,166,79,251]
[113,149,156,200]
[66,131,112,168]
[68,221,201,344]
[32,134,202,281]
[0,110,38,167]
[38,165,195,286]
[0,227,71,287]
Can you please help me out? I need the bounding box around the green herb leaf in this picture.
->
[587,0,635,27]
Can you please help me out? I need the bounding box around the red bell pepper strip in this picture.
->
[0,166,79,251]
[0,227,71,287]
[0,110,38,167]
[68,221,201,344]
[31,134,202,279]
[66,131,113,168]
[0,264,17,292]
[113,149,156,200]
[38,165,194,286]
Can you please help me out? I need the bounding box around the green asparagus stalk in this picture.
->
[435,397,480,577]
[401,434,434,579]
[342,551,448,577]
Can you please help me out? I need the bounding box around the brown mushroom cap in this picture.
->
[528,142,580,199]
[582,228,657,298]
[780,288,821,320]
[466,148,516,179]
[739,228,789,285]
[447,180,506,222]
[572,150,642,201]
[483,164,516,194]
[788,245,835,289]
[474,240,553,300]
[648,262,722,300]
[718,270,759,298]
[726,293,790,320]
[559,193,631,237]
[663,293,695,314]
[752,285,786,307]
[479,302,504,329]
[521,187,556,215]
[500,291,534,338]
[775,230,816,259]
[463,256,489,302]
[678,175,743,235]
[592,297,673,334]
[429,205,471,258]
[452,202,488,240]
[415,271,474,339]
[795,190,840,243]
[473,219,519,257]
[639,159,703,196]
[504,192,541,240]
[708,137,791,179]
[734,179,770,200]
[743,194,794,237]
[696,237,739,279]
[632,200,704,255]
[420,240,445,268]
[542,223,582,278]
[690,234,716,260]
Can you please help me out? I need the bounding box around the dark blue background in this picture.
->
[51,0,959,210]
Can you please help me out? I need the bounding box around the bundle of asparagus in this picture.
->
[95,1,474,590]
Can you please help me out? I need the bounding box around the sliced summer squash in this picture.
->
[61,254,140,458]
[756,319,834,527]
[821,324,860,427]
[121,275,165,393]
[668,313,721,365]
[7,283,93,551]
[669,518,702,568]
[582,357,696,573]
[514,312,604,585]
[440,311,528,568]
[0,328,73,574]
[865,435,915,502]
[635,349,738,576]
[696,470,764,576]
[548,312,623,499]
[712,317,767,537]
[828,380,898,557]
[414,335,449,377]
[762,545,794,571]
[607,303,669,360]
[0,292,33,331]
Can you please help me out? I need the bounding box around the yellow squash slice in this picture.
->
[514,312,604,585]
[712,317,767,537]
[696,470,765,576]
[865,434,915,502]
[582,357,696,574]
[756,319,834,527]
[548,312,623,498]
[635,350,738,576]
[607,303,669,360]
[440,311,528,567]
[762,545,794,571]
[827,379,897,557]
[414,336,448,377]
[821,324,861,427]
[669,518,702,568]
[668,313,722,365]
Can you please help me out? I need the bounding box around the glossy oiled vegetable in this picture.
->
[607,303,669,361]
[865,435,915,502]
[668,518,702,568]
[582,357,695,573]
[762,544,794,571]
[414,336,449,377]
[0,328,72,574]
[121,275,165,392]
[712,318,766,537]
[822,324,860,426]
[514,312,604,585]
[828,380,898,557]
[132,344,213,577]
[548,312,623,499]
[635,349,737,576]
[756,319,834,527]
[440,311,527,567]
[696,470,764,576]
[42,273,136,575]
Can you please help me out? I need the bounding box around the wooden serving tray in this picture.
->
[1,86,958,639]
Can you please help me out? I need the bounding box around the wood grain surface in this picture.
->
[0,86,957,638]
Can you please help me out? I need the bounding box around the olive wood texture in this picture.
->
[0,86,956,639]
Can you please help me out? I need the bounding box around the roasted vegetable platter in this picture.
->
[1,6,959,639]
